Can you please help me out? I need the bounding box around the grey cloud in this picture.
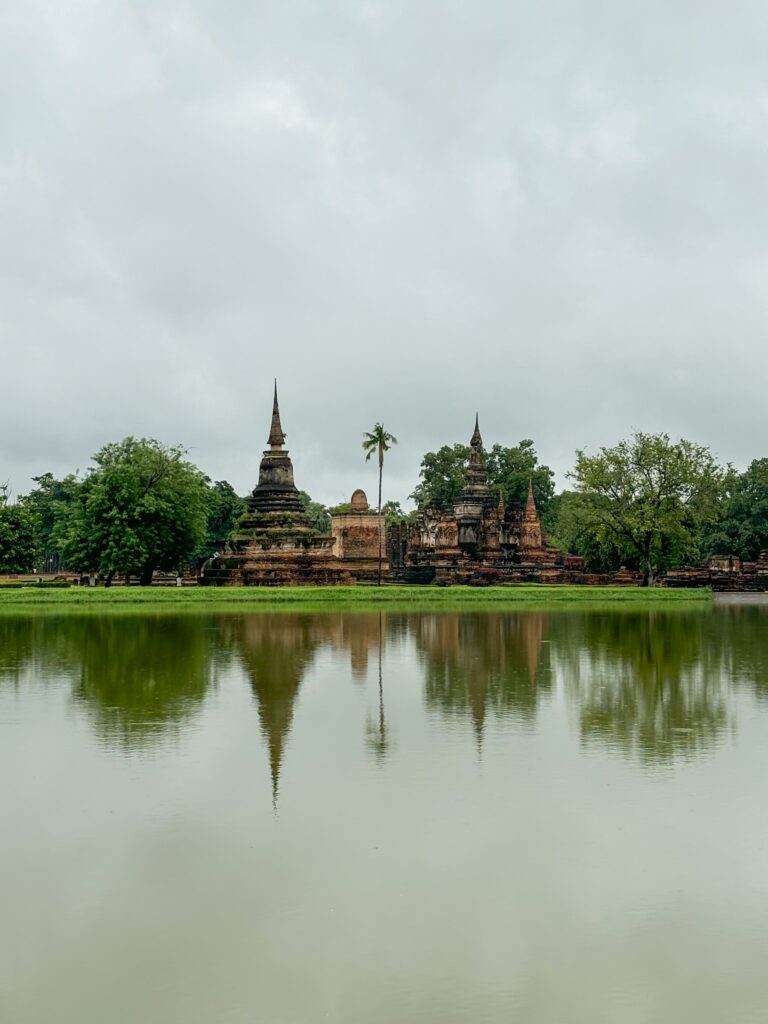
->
[2,0,768,505]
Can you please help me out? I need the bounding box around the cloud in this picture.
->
[2,0,768,504]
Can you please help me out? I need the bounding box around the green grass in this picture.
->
[0,583,712,615]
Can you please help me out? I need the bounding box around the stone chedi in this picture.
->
[202,384,349,586]
[397,415,582,584]
[330,488,388,581]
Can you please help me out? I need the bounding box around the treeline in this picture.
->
[0,439,245,582]
[2,431,767,584]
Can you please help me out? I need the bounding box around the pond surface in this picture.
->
[1,604,768,1023]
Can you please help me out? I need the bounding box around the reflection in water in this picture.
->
[554,612,732,762]
[365,612,390,763]
[415,613,550,743]
[227,614,319,808]
[0,615,222,749]
[227,612,394,803]
[2,603,768,780]
[717,604,768,705]
[70,618,221,750]
[5,603,768,1024]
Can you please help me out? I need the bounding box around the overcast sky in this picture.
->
[2,1,767,507]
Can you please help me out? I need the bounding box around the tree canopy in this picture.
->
[705,459,768,562]
[58,437,211,584]
[196,480,246,561]
[299,491,331,533]
[20,472,80,572]
[546,490,629,573]
[410,439,554,514]
[569,432,725,584]
[0,485,38,573]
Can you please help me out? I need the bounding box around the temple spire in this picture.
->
[268,379,286,449]
[459,410,489,505]
[470,412,482,448]
[526,478,537,514]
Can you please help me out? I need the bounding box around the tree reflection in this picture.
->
[553,611,731,762]
[713,604,768,704]
[0,616,51,688]
[70,616,220,750]
[414,613,551,743]
[0,614,221,750]
[4,601,768,775]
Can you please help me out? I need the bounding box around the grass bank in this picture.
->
[0,584,711,615]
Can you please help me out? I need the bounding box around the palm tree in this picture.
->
[362,423,398,585]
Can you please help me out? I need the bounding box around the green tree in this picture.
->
[381,500,416,525]
[20,472,81,571]
[299,491,331,532]
[410,439,555,514]
[570,432,725,585]
[410,444,469,510]
[196,480,246,561]
[0,485,38,573]
[705,459,768,561]
[59,437,210,585]
[362,423,398,585]
[486,441,555,513]
[546,490,628,572]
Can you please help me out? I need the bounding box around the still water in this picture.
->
[1,604,768,1023]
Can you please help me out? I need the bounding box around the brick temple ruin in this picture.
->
[201,385,385,585]
[201,384,352,585]
[201,387,587,586]
[389,414,586,585]
[200,386,767,589]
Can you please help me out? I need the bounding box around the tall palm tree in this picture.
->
[362,422,398,585]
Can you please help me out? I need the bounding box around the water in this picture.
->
[1,603,768,1023]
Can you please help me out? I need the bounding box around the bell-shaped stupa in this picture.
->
[201,383,350,585]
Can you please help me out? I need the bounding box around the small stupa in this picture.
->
[519,478,543,551]
[201,383,350,586]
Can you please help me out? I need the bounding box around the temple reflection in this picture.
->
[3,604,768,784]
[227,612,395,804]
[414,612,551,743]
[227,614,319,808]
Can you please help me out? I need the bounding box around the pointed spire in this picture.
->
[460,410,489,502]
[268,379,286,449]
[470,412,482,448]
[526,478,537,514]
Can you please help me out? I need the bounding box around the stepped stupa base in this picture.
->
[200,383,354,587]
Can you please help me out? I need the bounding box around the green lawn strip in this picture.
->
[0,584,711,615]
